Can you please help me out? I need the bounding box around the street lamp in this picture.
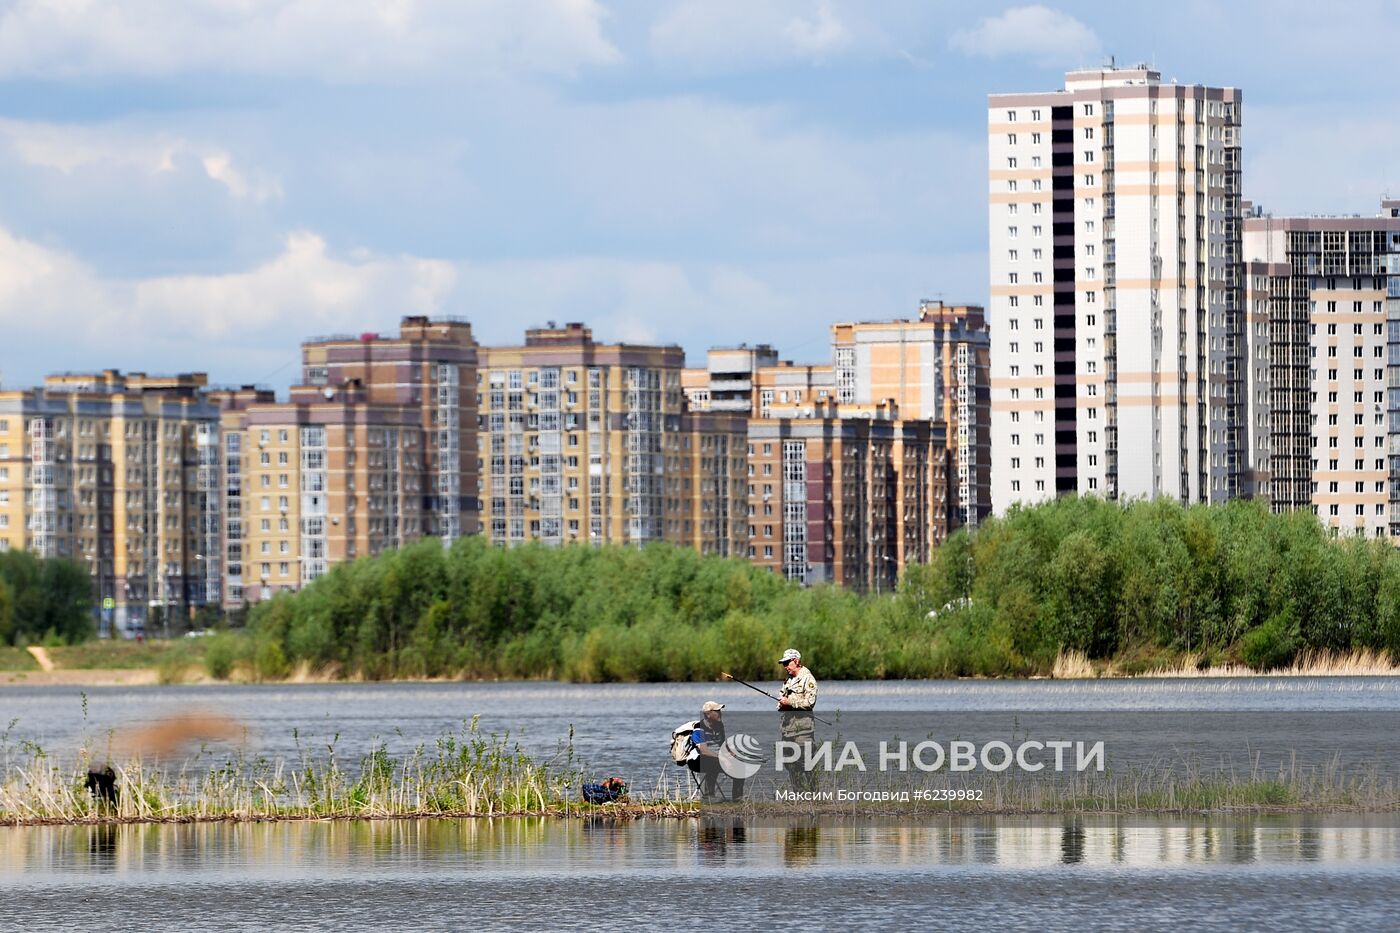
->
[873,553,900,596]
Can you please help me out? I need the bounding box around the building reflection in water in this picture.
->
[782,824,818,867]
[0,814,1394,876]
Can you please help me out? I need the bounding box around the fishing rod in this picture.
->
[720,672,834,726]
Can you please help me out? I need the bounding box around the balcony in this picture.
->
[708,398,753,413]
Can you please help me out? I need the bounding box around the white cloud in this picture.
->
[200,152,282,202]
[949,5,1099,64]
[0,228,456,382]
[651,0,854,70]
[0,0,621,82]
[133,232,456,337]
[0,119,281,201]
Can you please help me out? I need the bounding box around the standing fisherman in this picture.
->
[778,648,818,715]
[777,648,818,789]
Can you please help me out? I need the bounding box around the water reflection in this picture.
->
[5,814,1400,881]
[783,824,819,867]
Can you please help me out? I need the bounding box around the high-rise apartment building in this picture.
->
[1243,202,1400,538]
[478,323,743,550]
[216,382,426,605]
[989,65,1244,511]
[831,301,992,527]
[747,401,946,590]
[216,316,478,607]
[677,411,750,557]
[300,316,479,541]
[0,371,220,633]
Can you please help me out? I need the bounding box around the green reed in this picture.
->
[0,718,612,826]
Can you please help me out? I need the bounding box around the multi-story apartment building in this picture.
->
[1242,258,1284,500]
[1243,202,1400,538]
[747,401,946,590]
[300,316,479,541]
[676,411,750,557]
[989,64,1245,511]
[0,370,220,633]
[754,361,835,418]
[216,382,426,605]
[831,301,992,527]
[479,322,743,551]
[687,346,779,414]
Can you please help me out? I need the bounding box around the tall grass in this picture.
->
[0,720,594,826]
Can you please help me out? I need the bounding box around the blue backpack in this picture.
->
[582,777,627,803]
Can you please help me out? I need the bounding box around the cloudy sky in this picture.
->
[1,0,1397,389]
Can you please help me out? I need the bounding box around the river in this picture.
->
[5,678,1400,928]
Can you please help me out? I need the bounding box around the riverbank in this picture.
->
[6,781,1398,829]
[5,641,1399,687]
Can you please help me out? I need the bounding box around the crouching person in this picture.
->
[689,701,744,801]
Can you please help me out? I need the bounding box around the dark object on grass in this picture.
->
[86,765,118,807]
[581,777,627,803]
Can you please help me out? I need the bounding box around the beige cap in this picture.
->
[701,701,725,712]
[779,648,802,664]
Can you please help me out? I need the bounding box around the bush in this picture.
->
[204,634,242,680]
[254,638,291,681]
[1239,610,1298,671]
[238,498,1400,682]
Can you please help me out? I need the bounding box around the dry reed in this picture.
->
[1138,648,1400,679]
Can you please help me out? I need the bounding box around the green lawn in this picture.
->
[0,640,208,671]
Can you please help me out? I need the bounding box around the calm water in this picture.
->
[6,679,1400,928]
[4,815,1400,930]
[7,677,1400,781]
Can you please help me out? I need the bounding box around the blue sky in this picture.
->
[1,0,1397,389]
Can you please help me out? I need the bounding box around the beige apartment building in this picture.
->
[478,322,746,555]
[747,401,947,590]
[301,316,480,540]
[1243,203,1400,538]
[682,347,837,419]
[217,316,479,607]
[216,383,426,605]
[989,64,1246,511]
[831,301,992,528]
[0,370,220,633]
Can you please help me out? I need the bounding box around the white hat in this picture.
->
[701,701,725,712]
[779,648,801,664]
